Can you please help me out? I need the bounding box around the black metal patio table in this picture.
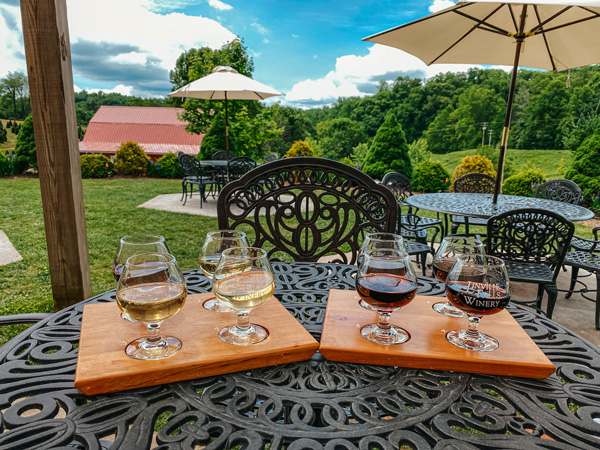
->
[1,262,599,449]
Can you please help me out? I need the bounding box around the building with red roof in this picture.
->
[79,105,203,160]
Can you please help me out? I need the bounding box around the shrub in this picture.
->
[362,113,412,180]
[286,140,315,158]
[198,111,238,160]
[0,151,14,176]
[502,168,547,197]
[412,160,451,193]
[14,114,36,173]
[150,152,182,179]
[565,133,600,205]
[114,141,149,176]
[80,154,113,178]
[477,146,515,179]
[408,138,431,169]
[451,154,497,188]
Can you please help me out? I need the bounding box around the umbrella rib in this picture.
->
[453,9,513,37]
[528,6,572,34]
[533,6,557,72]
[538,13,600,35]
[431,4,505,64]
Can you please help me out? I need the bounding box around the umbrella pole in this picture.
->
[493,5,527,204]
[225,93,230,180]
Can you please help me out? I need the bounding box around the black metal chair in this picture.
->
[534,179,583,205]
[563,227,600,329]
[381,172,443,274]
[451,173,496,235]
[486,209,574,318]
[211,150,235,160]
[217,157,397,264]
[263,153,279,163]
[228,156,258,182]
[179,154,218,208]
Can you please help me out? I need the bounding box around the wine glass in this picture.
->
[445,254,511,352]
[116,252,187,360]
[355,248,418,345]
[113,234,170,281]
[358,232,407,310]
[432,236,484,318]
[113,234,170,321]
[213,247,275,345]
[200,230,249,312]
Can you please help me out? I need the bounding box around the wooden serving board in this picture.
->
[319,290,555,379]
[75,293,319,395]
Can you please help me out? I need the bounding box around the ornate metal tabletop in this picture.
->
[1,262,599,449]
[406,193,594,222]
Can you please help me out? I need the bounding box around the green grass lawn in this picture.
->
[0,176,596,347]
[433,149,573,179]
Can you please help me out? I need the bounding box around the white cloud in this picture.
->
[88,84,134,96]
[263,38,270,44]
[292,34,300,38]
[208,0,233,11]
[429,0,456,13]
[285,44,480,107]
[0,5,26,79]
[252,22,268,35]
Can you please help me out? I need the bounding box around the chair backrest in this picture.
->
[486,208,574,281]
[381,172,412,203]
[534,179,582,205]
[212,150,234,160]
[228,156,258,181]
[454,173,496,194]
[179,154,203,178]
[263,152,279,163]
[217,157,398,264]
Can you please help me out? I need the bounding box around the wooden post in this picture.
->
[20,0,92,309]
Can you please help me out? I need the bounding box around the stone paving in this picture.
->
[0,230,22,266]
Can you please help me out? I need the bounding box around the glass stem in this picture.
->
[147,323,162,343]
[377,311,393,338]
[236,311,251,332]
[466,316,482,339]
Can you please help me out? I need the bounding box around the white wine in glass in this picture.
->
[200,230,248,312]
[213,247,275,345]
[116,253,187,360]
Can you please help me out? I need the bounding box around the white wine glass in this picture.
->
[358,232,407,310]
[445,254,511,352]
[355,248,418,345]
[200,230,248,312]
[432,236,484,318]
[213,247,275,345]
[116,252,187,360]
[113,234,170,322]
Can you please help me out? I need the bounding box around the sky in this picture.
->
[0,0,483,109]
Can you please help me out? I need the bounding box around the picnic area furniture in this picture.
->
[1,262,599,448]
[217,157,397,264]
[534,178,583,205]
[450,173,496,236]
[178,154,219,207]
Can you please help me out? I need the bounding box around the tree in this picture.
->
[14,114,36,173]
[362,113,412,180]
[0,71,29,119]
[286,140,315,158]
[262,104,315,156]
[198,111,238,159]
[565,133,600,204]
[0,121,6,144]
[316,118,367,161]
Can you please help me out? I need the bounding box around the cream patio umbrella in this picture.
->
[168,65,283,160]
[364,0,600,203]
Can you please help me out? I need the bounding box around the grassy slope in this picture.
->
[433,149,573,180]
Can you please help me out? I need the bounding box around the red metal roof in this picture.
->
[79,106,203,155]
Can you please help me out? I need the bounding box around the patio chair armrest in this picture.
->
[0,313,52,326]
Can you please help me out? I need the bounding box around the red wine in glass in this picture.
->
[432,259,454,283]
[357,274,417,310]
[113,263,124,281]
[446,281,510,316]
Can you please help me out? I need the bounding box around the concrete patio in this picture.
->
[140,192,600,347]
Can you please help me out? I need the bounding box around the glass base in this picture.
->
[359,299,376,310]
[433,301,467,318]
[219,324,269,345]
[125,336,182,360]
[203,297,234,312]
[446,329,499,352]
[360,323,410,345]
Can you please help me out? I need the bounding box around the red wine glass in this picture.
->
[445,254,511,352]
[355,248,418,345]
[432,236,484,318]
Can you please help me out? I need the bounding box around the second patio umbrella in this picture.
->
[364,0,600,203]
[168,65,282,160]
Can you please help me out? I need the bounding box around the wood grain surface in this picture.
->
[319,290,555,379]
[75,293,319,395]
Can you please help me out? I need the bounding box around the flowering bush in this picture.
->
[80,154,113,178]
[502,168,547,197]
[0,151,14,176]
[147,153,182,178]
